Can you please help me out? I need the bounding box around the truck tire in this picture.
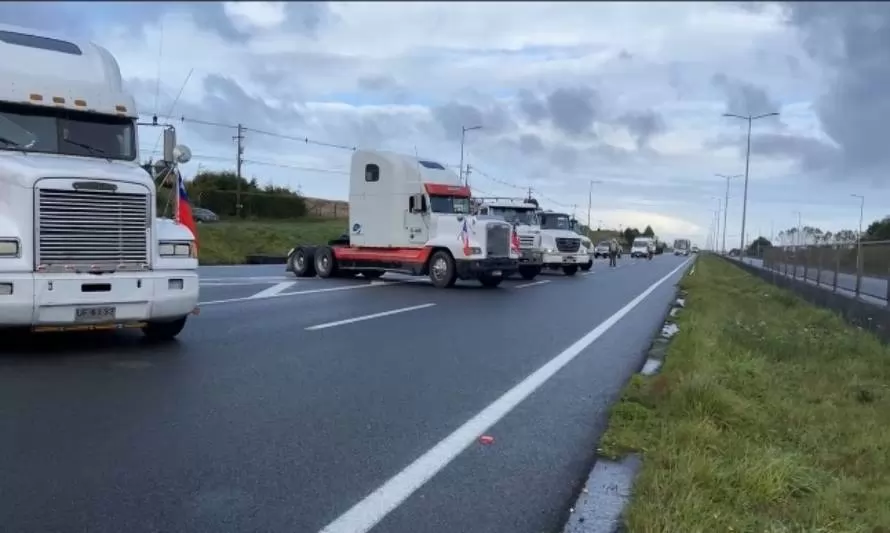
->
[314,246,337,278]
[563,265,579,276]
[518,265,541,280]
[428,250,457,288]
[363,270,384,280]
[141,316,187,341]
[478,274,503,288]
[291,247,316,277]
[581,261,593,271]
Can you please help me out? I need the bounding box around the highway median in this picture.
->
[598,255,890,531]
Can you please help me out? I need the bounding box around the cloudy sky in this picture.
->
[4,1,887,246]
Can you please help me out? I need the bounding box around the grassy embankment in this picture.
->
[196,219,346,265]
[599,255,890,531]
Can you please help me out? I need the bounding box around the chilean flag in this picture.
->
[176,170,199,251]
[511,228,521,254]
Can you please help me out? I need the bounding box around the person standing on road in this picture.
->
[608,239,618,267]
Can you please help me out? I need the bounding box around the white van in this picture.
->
[631,237,655,258]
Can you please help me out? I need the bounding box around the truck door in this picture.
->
[405,195,428,245]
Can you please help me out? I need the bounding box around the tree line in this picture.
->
[143,164,308,219]
[775,216,890,247]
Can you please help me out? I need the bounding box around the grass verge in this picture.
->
[599,255,890,532]
[196,218,346,265]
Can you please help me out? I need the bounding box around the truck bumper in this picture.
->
[455,257,519,279]
[517,249,543,266]
[542,253,588,267]
[0,271,199,327]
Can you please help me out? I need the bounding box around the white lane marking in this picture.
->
[200,276,297,282]
[318,259,691,533]
[581,271,593,276]
[249,281,297,299]
[305,303,437,331]
[514,280,552,289]
[199,282,395,306]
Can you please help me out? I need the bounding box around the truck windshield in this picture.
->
[633,239,650,247]
[539,213,571,230]
[488,207,538,225]
[0,102,136,161]
[429,195,471,214]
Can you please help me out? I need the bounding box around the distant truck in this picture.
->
[472,196,544,280]
[0,24,198,339]
[631,237,656,258]
[287,150,519,288]
[673,238,691,256]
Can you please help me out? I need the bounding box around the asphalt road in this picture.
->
[742,257,889,302]
[1,254,691,533]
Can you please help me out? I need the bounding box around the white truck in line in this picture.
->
[0,24,198,339]
[287,150,520,288]
[471,196,544,280]
[569,217,595,271]
[536,210,590,276]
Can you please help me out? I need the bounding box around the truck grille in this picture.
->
[486,224,511,257]
[556,237,581,253]
[519,235,535,249]
[37,188,150,270]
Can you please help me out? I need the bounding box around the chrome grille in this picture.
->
[37,188,150,269]
[518,235,535,249]
[556,237,581,253]
[486,224,511,257]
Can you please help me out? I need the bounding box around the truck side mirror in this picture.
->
[163,128,176,163]
[409,193,426,213]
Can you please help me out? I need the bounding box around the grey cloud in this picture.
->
[519,134,545,155]
[712,73,781,116]
[704,131,839,174]
[616,110,666,149]
[517,90,548,124]
[431,101,516,141]
[784,2,890,179]
[546,87,599,136]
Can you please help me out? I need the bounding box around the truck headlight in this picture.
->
[468,246,482,255]
[0,238,20,258]
[159,241,194,258]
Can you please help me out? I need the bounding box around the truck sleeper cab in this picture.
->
[288,150,519,288]
[0,24,198,339]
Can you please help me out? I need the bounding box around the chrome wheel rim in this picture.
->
[432,257,448,280]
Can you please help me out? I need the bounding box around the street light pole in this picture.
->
[852,193,865,276]
[587,179,603,234]
[459,125,482,186]
[723,112,779,259]
[716,173,742,255]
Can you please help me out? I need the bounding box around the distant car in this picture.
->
[594,241,610,258]
[193,207,219,223]
[691,246,700,254]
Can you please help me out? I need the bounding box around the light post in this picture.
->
[587,179,603,233]
[723,111,779,259]
[716,173,742,255]
[459,125,482,186]
[851,193,865,289]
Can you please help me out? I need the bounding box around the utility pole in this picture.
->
[464,164,473,189]
[587,179,602,234]
[722,111,779,259]
[851,194,865,283]
[716,173,742,254]
[459,124,482,186]
[234,123,245,218]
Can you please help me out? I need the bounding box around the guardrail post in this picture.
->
[803,248,809,282]
[833,250,839,293]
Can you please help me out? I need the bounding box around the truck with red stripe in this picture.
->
[287,150,520,288]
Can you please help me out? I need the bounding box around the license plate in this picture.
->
[491,270,503,276]
[565,256,575,262]
[75,306,116,322]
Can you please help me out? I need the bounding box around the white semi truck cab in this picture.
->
[0,24,198,339]
[568,218,595,271]
[536,210,589,276]
[288,150,519,288]
[471,197,544,280]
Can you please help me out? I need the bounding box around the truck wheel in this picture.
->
[428,250,457,288]
[363,270,385,280]
[314,246,337,278]
[142,316,187,341]
[518,265,541,280]
[563,265,579,276]
[291,247,316,277]
[478,274,503,288]
[581,261,593,271]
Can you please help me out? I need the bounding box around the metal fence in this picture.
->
[761,241,890,303]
